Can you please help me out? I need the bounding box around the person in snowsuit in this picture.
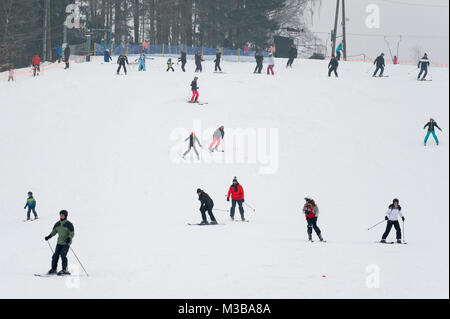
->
[214,49,222,72]
[104,49,112,63]
[24,191,38,220]
[45,210,74,275]
[303,197,324,242]
[57,45,63,63]
[373,53,385,77]
[178,50,187,72]
[195,52,204,72]
[183,132,202,160]
[424,118,442,146]
[336,42,343,61]
[418,53,430,80]
[64,45,71,69]
[32,54,40,76]
[267,52,275,75]
[381,199,405,244]
[190,76,199,103]
[254,50,264,73]
[137,51,151,71]
[197,189,217,225]
[8,66,14,82]
[117,54,129,75]
[227,177,245,221]
[209,126,224,152]
[167,58,175,72]
[328,55,339,77]
[286,44,298,68]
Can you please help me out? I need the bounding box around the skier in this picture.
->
[117,53,129,75]
[57,45,63,63]
[178,50,187,72]
[424,118,443,146]
[393,56,399,65]
[32,53,40,76]
[303,197,324,242]
[381,199,405,244]
[64,45,71,69]
[208,126,224,152]
[197,189,218,225]
[373,53,385,77]
[418,53,430,81]
[267,52,275,75]
[24,191,38,220]
[8,66,14,82]
[189,76,199,103]
[104,49,112,63]
[336,42,343,61]
[214,49,222,72]
[195,52,204,72]
[167,58,175,72]
[182,132,202,160]
[137,50,150,71]
[254,50,264,73]
[227,177,245,221]
[328,55,339,78]
[286,44,298,68]
[44,210,75,275]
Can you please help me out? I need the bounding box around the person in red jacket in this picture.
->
[32,54,41,71]
[303,196,324,242]
[227,176,245,221]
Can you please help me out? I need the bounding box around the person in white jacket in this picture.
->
[381,199,405,243]
[267,52,275,75]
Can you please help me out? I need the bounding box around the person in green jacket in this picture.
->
[167,58,175,72]
[45,210,75,275]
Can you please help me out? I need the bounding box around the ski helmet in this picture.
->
[28,191,33,196]
[59,210,68,219]
[196,188,202,194]
[393,198,399,204]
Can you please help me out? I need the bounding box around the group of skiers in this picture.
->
[182,126,225,160]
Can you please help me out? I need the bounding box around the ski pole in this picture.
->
[402,220,406,243]
[47,241,54,254]
[243,202,256,212]
[70,246,89,277]
[367,219,386,231]
[213,208,229,212]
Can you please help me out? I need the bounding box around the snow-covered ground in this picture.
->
[0,55,448,298]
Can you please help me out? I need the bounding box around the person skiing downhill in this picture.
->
[303,197,324,242]
[136,51,151,71]
[182,132,202,160]
[178,50,187,72]
[104,49,112,63]
[286,44,298,68]
[8,66,14,82]
[167,58,175,72]
[328,55,339,77]
[117,53,129,75]
[418,53,430,81]
[195,52,204,72]
[214,49,222,72]
[32,54,40,76]
[227,177,245,221]
[267,52,275,75]
[189,76,200,103]
[44,210,75,275]
[24,192,38,220]
[209,126,224,152]
[373,53,386,77]
[197,189,218,225]
[424,118,443,146]
[381,199,405,244]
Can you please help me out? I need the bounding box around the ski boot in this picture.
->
[34,216,38,220]
[397,239,402,244]
[308,234,313,242]
[210,220,218,225]
[57,269,71,276]
[199,220,209,225]
[47,269,57,275]
[240,214,246,222]
[230,216,235,221]
[26,217,30,221]
[380,239,387,243]
[318,234,324,242]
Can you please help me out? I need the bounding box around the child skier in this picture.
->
[373,53,385,77]
[24,191,38,220]
[209,126,224,152]
[104,49,112,63]
[267,52,275,75]
[197,189,218,225]
[328,55,339,78]
[182,132,202,160]
[424,118,443,146]
[254,50,264,74]
[167,58,175,72]
[195,52,204,72]
[117,53,129,75]
[214,49,222,72]
[227,177,246,221]
[303,197,324,242]
[137,50,150,71]
[189,77,199,103]
[44,210,75,275]
[418,53,430,81]
[8,66,14,82]
[381,199,405,244]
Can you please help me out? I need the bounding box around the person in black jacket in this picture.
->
[195,52,204,72]
[373,53,385,77]
[183,131,202,159]
[424,118,443,146]
[286,44,298,68]
[178,50,187,72]
[214,49,222,72]
[197,189,217,225]
[418,53,430,81]
[328,55,339,77]
[117,54,129,75]
[254,50,264,73]
[64,45,71,69]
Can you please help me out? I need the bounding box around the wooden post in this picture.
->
[162,43,165,56]
[94,43,96,56]
[238,48,240,62]
[342,0,347,61]
[332,0,340,56]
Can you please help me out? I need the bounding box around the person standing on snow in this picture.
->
[418,53,430,81]
[336,42,343,61]
[381,199,405,244]
[24,191,38,220]
[57,45,63,63]
[32,53,40,74]
[104,49,112,63]
[328,55,339,77]
[137,50,152,71]
[117,53,129,75]
[214,49,222,72]
[424,118,443,146]
[8,66,15,82]
[286,44,298,68]
[44,210,74,275]
[197,189,218,225]
[64,45,71,69]
[189,76,200,103]
[179,50,187,72]
[227,177,246,221]
[267,52,275,75]
[167,58,175,72]
[373,53,386,77]
[195,52,204,72]
[303,197,324,242]
[182,132,202,160]
[208,126,224,152]
[254,50,264,74]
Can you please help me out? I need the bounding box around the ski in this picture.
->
[375,241,395,244]
[23,219,37,222]
[187,101,208,105]
[187,223,225,226]
[233,220,250,223]
[34,273,84,277]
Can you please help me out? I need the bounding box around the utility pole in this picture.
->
[342,0,347,60]
[43,0,47,60]
[43,0,51,61]
[332,0,340,56]
[331,0,348,60]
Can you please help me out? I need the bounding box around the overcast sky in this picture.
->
[308,0,449,64]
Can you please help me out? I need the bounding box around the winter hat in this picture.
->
[393,198,399,204]
[59,210,68,218]
[196,188,202,194]
[304,196,313,202]
[233,176,238,183]
[28,191,33,196]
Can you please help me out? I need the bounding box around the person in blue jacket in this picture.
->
[104,49,112,63]
[137,50,151,71]
[57,45,63,63]
[24,191,38,220]
[424,118,442,146]
[336,42,343,61]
